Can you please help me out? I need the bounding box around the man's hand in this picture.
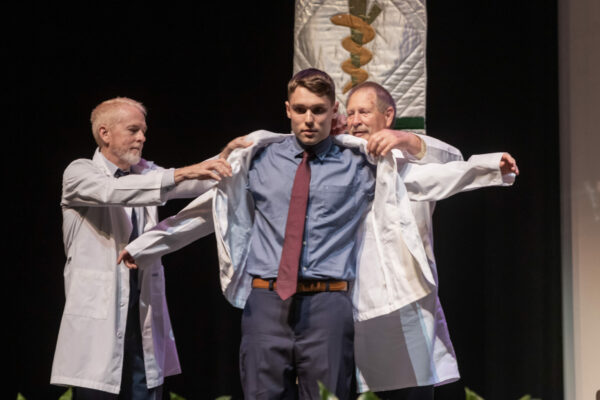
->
[174,158,232,183]
[500,153,520,175]
[219,135,253,159]
[117,249,138,270]
[330,113,348,136]
[367,129,423,157]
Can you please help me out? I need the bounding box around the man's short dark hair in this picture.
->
[288,68,336,104]
[347,81,397,121]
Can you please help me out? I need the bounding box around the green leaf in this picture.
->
[214,397,232,400]
[17,394,26,400]
[517,396,532,400]
[169,392,187,400]
[58,388,73,400]
[465,387,485,400]
[357,391,381,400]
[318,381,339,400]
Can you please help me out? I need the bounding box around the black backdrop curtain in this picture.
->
[9,1,561,399]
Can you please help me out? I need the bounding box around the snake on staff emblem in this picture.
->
[330,2,381,93]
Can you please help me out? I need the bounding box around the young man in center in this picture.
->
[237,69,389,398]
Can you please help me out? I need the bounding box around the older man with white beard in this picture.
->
[51,97,248,400]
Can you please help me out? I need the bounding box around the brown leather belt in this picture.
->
[252,278,348,293]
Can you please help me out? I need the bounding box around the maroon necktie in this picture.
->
[276,151,311,300]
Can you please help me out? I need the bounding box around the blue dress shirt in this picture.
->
[245,135,375,281]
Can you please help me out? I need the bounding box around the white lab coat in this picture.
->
[125,131,510,319]
[51,149,213,394]
[354,140,512,391]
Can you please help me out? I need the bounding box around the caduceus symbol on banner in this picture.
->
[331,0,382,93]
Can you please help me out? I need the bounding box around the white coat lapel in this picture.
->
[92,149,137,240]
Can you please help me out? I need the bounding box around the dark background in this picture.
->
[9,1,561,399]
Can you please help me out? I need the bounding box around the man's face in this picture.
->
[346,88,392,140]
[286,86,338,146]
[101,104,147,168]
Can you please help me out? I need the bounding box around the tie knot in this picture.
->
[302,150,314,162]
[115,169,130,178]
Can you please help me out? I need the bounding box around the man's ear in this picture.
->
[385,106,395,129]
[285,101,291,119]
[98,126,110,147]
[333,101,339,115]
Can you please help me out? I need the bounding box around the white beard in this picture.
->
[117,149,142,167]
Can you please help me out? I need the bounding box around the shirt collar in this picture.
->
[290,135,333,161]
[98,151,129,176]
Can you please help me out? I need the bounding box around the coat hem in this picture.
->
[51,376,120,394]
[356,373,460,393]
[353,289,430,322]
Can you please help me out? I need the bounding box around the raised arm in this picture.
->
[164,158,232,200]
[62,159,172,207]
[64,135,253,208]
[367,129,424,158]
[165,135,253,199]
[366,129,467,164]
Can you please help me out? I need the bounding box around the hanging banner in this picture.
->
[294,0,427,129]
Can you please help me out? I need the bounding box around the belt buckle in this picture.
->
[301,281,319,292]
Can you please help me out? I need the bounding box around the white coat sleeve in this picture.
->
[391,134,464,164]
[62,159,218,207]
[400,152,515,202]
[161,154,221,200]
[125,190,216,266]
[162,172,217,201]
[416,134,464,163]
[61,159,167,207]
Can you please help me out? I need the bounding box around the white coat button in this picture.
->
[117,332,123,338]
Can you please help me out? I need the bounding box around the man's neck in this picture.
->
[295,135,332,157]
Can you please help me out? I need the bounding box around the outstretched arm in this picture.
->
[117,190,216,269]
[400,152,519,202]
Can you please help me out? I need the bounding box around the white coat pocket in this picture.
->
[64,269,111,319]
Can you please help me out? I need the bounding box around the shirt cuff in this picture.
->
[412,136,427,160]
[161,168,176,192]
[501,172,516,185]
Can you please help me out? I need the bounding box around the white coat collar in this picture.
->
[92,148,154,176]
